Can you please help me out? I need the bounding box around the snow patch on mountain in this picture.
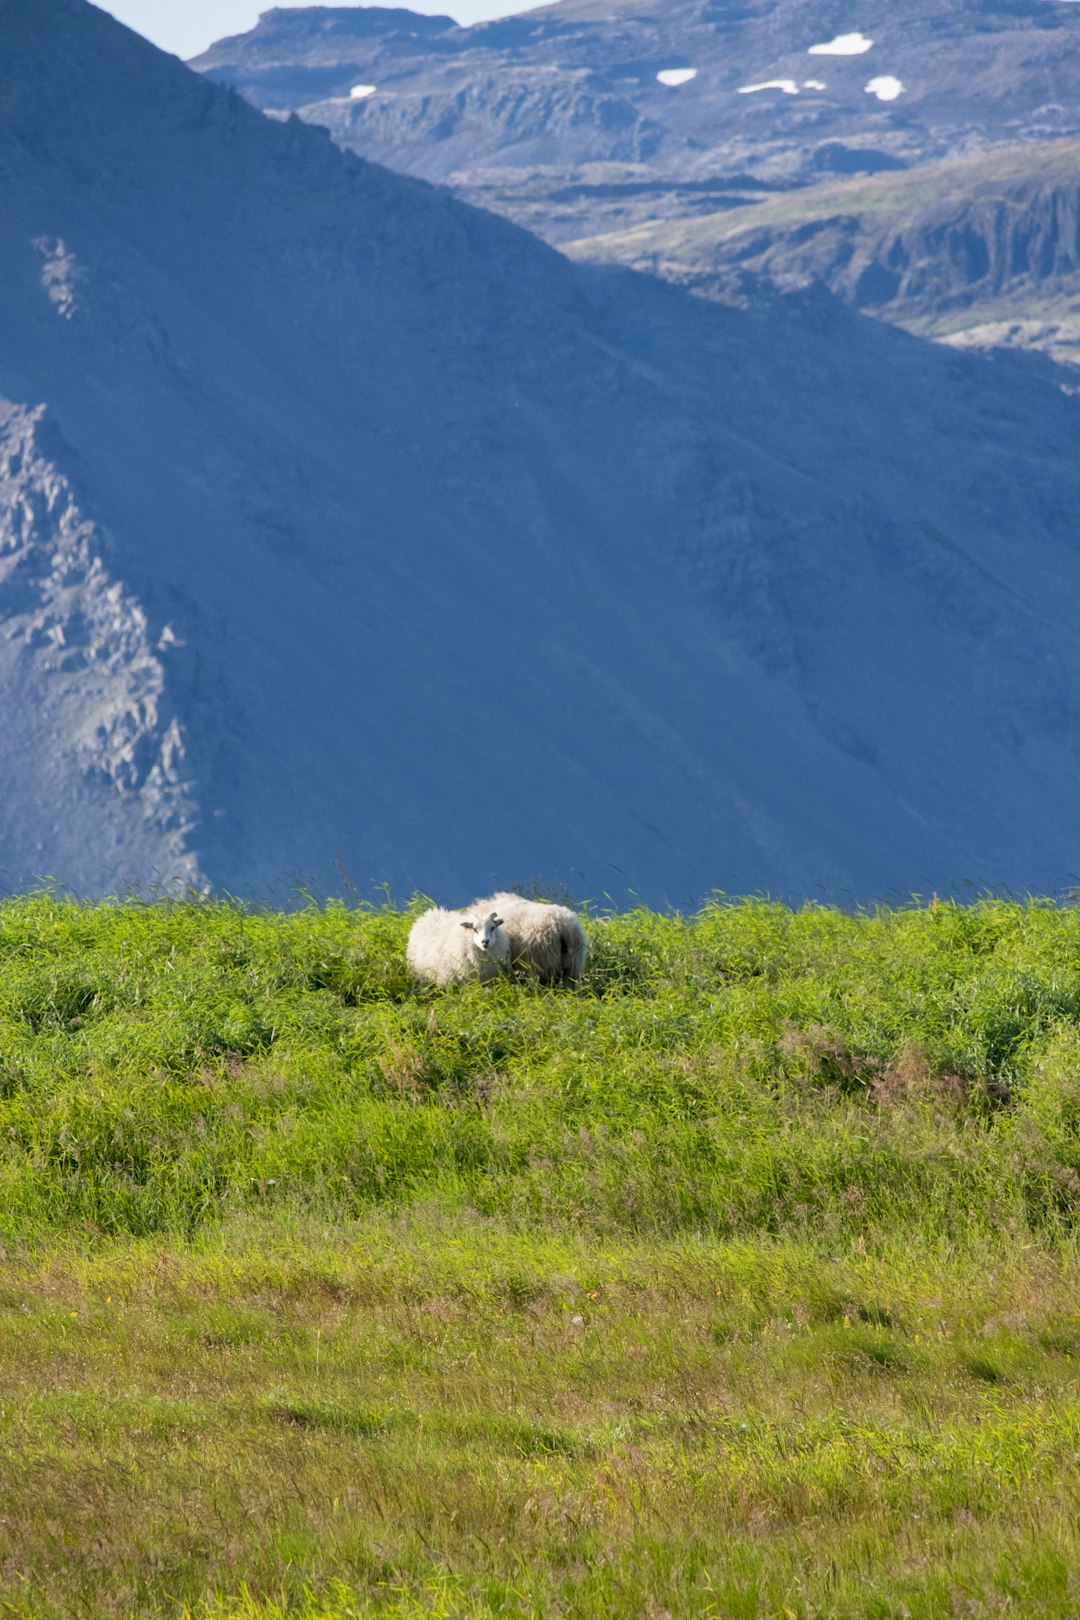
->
[809,33,874,55]
[738,78,801,94]
[865,75,905,101]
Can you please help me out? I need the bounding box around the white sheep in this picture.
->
[471,892,588,984]
[406,906,511,987]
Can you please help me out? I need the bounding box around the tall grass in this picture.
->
[0,893,1078,1246]
[0,893,1078,1617]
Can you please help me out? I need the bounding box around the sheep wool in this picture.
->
[406,906,511,986]
[471,892,588,984]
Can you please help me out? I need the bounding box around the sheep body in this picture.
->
[406,906,511,987]
[471,892,588,984]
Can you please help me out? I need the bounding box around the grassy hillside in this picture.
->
[567,138,1080,367]
[1,894,1078,1617]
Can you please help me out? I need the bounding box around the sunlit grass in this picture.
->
[0,893,1079,1615]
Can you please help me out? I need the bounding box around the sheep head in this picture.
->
[460,911,505,954]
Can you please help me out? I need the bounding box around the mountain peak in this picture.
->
[6,0,1080,901]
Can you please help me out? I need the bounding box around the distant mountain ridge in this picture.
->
[194,0,1080,365]
[6,0,1080,901]
[193,0,1080,240]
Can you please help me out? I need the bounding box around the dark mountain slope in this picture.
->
[5,0,1080,900]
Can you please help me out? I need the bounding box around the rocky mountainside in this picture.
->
[7,0,1080,902]
[567,136,1080,365]
[193,0,1080,240]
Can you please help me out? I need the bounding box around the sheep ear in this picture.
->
[492,916,504,927]
[461,919,476,930]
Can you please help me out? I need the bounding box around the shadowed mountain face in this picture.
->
[6,0,1080,902]
[192,0,1080,240]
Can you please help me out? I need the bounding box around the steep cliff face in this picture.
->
[875,186,1080,307]
[8,0,1080,902]
[293,70,679,176]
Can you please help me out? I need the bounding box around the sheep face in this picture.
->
[461,912,505,954]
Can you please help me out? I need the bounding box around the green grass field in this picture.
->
[1,892,1078,1618]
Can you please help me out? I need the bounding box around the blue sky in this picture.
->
[94,0,537,59]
